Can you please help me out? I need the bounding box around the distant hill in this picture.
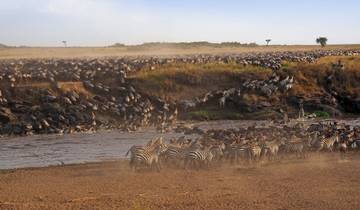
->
[108,43,126,48]
[109,42,258,49]
[0,43,8,48]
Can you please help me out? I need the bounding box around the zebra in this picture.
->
[184,147,214,169]
[261,140,280,161]
[219,96,226,109]
[224,143,249,164]
[130,143,166,172]
[353,139,360,150]
[126,137,159,155]
[162,145,186,167]
[282,142,306,158]
[126,137,165,166]
[209,143,225,163]
[248,144,262,162]
[126,145,150,166]
[308,132,339,153]
[308,132,325,152]
[321,134,339,152]
[162,140,202,167]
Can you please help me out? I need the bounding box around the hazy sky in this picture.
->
[0,0,359,46]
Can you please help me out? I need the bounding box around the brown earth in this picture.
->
[1,45,360,59]
[0,153,359,210]
[131,56,360,101]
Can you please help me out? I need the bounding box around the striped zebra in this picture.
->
[126,137,165,166]
[210,143,225,162]
[308,132,324,152]
[248,144,262,162]
[261,140,280,160]
[130,143,166,172]
[224,143,249,164]
[126,137,159,155]
[162,140,202,167]
[184,147,214,169]
[348,139,360,150]
[126,145,151,166]
[282,142,306,158]
[354,139,360,149]
[321,134,339,152]
[162,145,186,166]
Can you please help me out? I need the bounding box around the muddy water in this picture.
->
[0,128,191,170]
[1,119,359,170]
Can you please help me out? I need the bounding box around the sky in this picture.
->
[0,0,359,46]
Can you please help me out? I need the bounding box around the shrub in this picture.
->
[314,111,330,118]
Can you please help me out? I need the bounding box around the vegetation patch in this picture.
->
[188,109,244,121]
[314,111,331,118]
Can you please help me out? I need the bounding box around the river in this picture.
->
[1,119,359,170]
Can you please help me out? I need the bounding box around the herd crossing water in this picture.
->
[4,119,357,170]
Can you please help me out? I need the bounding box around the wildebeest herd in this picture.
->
[0,49,359,136]
[126,121,360,171]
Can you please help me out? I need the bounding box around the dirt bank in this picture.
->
[132,55,360,120]
[1,153,359,210]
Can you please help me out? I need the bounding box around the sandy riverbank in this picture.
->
[0,153,359,210]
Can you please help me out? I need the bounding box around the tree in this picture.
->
[316,37,328,47]
[62,41,67,47]
[265,39,271,46]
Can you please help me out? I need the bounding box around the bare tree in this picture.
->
[62,41,67,47]
[265,39,271,46]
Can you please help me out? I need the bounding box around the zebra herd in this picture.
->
[125,122,360,172]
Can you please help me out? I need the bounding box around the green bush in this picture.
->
[314,111,331,118]
[188,110,243,120]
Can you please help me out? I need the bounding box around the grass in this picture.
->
[186,108,283,121]
[134,55,360,97]
[131,54,360,119]
[288,55,360,97]
[130,63,271,100]
[14,81,93,98]
[188,110,244,120]
[313,111,331,118]
[131,55,360,101]
[1,45,360,59]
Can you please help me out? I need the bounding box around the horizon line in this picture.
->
[2,42,360,48]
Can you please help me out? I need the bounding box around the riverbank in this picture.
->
[1,153,359,210]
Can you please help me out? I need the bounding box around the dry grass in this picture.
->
[1,45,360,59]
[57,82,93,96]
[131,55,360,101]
[15,81,92,96]
[289,55,360,97]
[131,63,271,100]
[129,55,360,119]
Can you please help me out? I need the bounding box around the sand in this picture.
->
[0,153,359,210]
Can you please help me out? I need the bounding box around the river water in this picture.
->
[1,119,359,170]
